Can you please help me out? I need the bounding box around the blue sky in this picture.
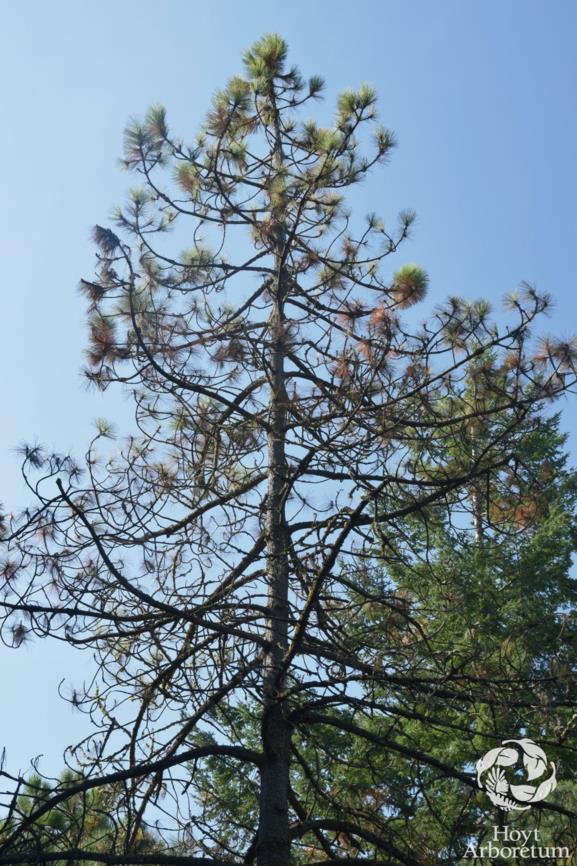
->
[0,0,575,774]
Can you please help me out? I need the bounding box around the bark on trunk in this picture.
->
[471,444,485,544]
[257,263,291,866]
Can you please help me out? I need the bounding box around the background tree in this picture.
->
[1,33,576,866]
[0,770,161,865]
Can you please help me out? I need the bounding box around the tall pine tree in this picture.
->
[1,34,576,866]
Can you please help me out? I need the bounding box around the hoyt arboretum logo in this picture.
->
[476,738,557,811]
[464,738,571,861]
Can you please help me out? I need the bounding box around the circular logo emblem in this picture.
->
[476,738,557,811]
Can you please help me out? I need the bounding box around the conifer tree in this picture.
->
[286,407,577,862]
[0,771,161,863]
[1,34,576,866]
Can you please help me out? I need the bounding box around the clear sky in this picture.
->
[0,0,575,775]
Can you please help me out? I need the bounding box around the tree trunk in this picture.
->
[257,261,291,866]
[471,442,484,544]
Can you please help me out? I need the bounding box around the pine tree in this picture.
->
[1,34,576,866]
[0,770,161,864]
